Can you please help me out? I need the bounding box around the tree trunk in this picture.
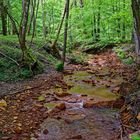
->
[19,0,37,70]
[27,0,36,35]
[131,0,140,55]
[62,0,70,68]
[51,1,67,59]
[122,0,126,40]
[31,0,39,42]
[41,0,47,38]
[0,0,7,35]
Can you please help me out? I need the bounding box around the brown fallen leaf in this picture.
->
[14,126,22,134]
[0,99,7,110]
[0,99,7,107]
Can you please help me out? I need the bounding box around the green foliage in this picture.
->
[69,52,85,64]
[55,61,64,72]
[20,68,33,79]
[1,0,133,47]
[130,134,140,140]
[118,51,126,59]
[0,55,32,81]
[114,46,134,65]
[0,0,135,79]
[122,57,134,65]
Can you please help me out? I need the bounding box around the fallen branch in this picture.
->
[0,51,20,66]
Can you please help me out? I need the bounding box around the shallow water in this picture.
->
[35,108,120,140]
[65,71,118,100]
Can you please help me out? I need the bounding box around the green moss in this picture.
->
[44,103,56,109]
[0,42,43,81]
[69,85,118,99]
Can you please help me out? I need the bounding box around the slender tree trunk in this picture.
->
[62,0,70,68]
[6,10,19,36]
[51,1,67,59]
[96,5,101,41]
[116,0,121,39]
[0,0,7,35]
[41,0,47,38]
[19,0,31,63]
[31,0,39,42]
[28,0,36,35]
[131,0,140,55]
[80,0,84,8]
[122,0,126,40]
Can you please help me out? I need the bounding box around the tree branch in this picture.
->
[0,51,20,66]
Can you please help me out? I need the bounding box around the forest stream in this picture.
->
[0,50,138,140]
[34,71,120,140]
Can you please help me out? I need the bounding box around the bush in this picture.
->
[55,61,64,72]
[130,134,140,140]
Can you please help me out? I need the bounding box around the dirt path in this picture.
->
[0,50,137,140]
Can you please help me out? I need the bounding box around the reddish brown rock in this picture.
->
[70,135,82,139]
[55,92,70,97]
[83,101,94,108]
[55,103,66,110]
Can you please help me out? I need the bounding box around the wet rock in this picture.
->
[43,129,49,135]
[83,101,94,108]
[80,94,88,97]
[63,112,86,123]
[1,137,11,140]
[112,98,124,109]
[55,92,70,97]
[70,135,82,139]
[55,103,66,110]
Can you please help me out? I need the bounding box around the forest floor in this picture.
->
[0,49,139,140]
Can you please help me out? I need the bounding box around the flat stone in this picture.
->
[55,103,66,110]
[83,101,95,108]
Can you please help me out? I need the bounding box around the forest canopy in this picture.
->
[0,0,133,43]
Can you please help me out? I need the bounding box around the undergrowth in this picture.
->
[0,45,33,81]
[114,45,135,65]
